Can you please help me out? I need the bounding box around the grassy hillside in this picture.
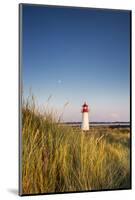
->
[21,97,131,194]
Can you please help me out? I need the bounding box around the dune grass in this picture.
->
[21,96,131,194]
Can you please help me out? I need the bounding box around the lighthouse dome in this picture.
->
[82,102,89,113]
[82,102,88,107]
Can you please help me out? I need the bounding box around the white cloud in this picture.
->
[110,112,120,121]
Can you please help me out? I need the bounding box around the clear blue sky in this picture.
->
[22,5,130,122]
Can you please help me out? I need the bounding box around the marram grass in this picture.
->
[22,97,130,194]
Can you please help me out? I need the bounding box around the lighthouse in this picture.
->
[81,102,89,131]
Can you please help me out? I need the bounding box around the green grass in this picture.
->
[21,96,131,194]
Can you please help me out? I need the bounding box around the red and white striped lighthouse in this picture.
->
[81,102,89,131]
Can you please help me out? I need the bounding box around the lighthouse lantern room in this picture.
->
[81,102,89,131]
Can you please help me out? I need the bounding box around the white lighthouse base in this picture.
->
[81,112,89,131]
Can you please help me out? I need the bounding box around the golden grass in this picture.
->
[21,96,131,194]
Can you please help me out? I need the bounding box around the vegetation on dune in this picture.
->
[21,96,131,194]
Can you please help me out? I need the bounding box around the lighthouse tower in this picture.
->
[81,102,89,131]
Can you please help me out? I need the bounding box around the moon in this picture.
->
[58,80,62,84]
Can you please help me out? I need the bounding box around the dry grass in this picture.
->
[21,96,131,195]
